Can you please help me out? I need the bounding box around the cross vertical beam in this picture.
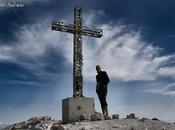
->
[73,7,83,97]
[52,6,103,98]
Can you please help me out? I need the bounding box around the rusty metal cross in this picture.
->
[52,6,103,97]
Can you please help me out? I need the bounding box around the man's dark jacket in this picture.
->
[96,71,110,87]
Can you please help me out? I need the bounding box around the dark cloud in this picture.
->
[0,8,26,43]
[40,47,71,74]
[0,61,37,81]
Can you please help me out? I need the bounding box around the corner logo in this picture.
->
[0,1,24,8]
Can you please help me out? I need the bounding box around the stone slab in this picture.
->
[62,97,95,123]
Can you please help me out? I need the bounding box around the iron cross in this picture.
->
[52,6,103,97]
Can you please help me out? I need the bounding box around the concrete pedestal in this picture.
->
[62,97,95,123]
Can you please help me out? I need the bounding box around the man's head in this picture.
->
[96,65,101,73]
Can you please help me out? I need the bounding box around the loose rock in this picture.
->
[152,118,159,121]
[90,113,104,121]
[126,113,136,119]
[80,114,90,121]
[139,117,149,122]
[112,114,119,119]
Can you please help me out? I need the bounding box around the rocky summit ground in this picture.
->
[54,119,175,130]
[3,115,175,130]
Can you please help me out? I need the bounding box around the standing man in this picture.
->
[96,65,110,115]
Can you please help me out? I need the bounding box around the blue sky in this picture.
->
[0,0,175,124]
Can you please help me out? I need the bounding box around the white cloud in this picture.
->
[145,82,175,96]
[83,23,175,81]
[0,13,175,82]
[0,46,14,61]
[0,20,73,75]
[14,23,71,57]
[158,66,175,78]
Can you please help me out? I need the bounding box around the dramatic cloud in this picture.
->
[0,15,175,81]
[0,19,72,77]
[83,24,175,81]
[0,13,175,82]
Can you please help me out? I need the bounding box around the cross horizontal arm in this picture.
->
[52,20,74,33]
[82,27,103,38]
[52,20,103,38]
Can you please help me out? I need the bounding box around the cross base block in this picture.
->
[62,97,95,123]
